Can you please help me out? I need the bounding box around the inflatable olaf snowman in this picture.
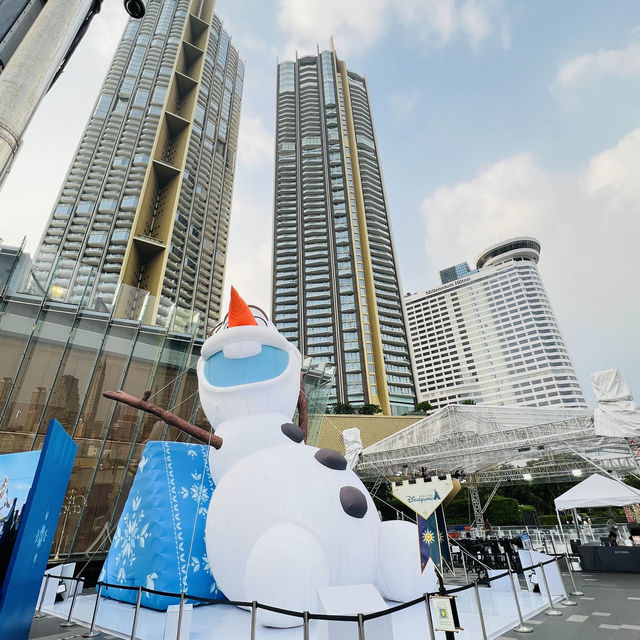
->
[197,288,437,627]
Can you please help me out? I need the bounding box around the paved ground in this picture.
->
[28,570,640,639]
[497,571,640,640]
[28,614,118,640]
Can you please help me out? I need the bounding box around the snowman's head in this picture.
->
[197,287,302,428]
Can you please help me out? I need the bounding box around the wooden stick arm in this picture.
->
[103,390,223,449]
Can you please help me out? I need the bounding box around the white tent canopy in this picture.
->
[554,473,640,511]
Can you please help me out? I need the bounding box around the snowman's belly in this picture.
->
[205,445,379,601]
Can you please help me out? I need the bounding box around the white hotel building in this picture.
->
[405,238,587,409]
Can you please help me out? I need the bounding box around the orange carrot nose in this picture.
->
[228,286,257,327]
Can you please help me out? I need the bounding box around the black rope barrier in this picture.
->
[41,556,563,626]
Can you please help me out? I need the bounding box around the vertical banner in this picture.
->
[418,512,441,574]
[0,419,77,640]
[436,506,452,572]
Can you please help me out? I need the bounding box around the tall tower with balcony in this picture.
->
[34,0,243,336]
[272,45,415,415]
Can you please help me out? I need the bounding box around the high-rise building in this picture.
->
[34,0,243,336]
[272,46,416,416]
[439,262,473,285]
[405,237,587,409]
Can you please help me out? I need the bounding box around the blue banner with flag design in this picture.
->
[436,505,452,570]
[418,511,441,573]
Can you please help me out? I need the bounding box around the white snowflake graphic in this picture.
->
[105,443,220,602]
[34,524,48,548]
[190,484,209,502]
[180,483,209,503]
[113,491,151,568]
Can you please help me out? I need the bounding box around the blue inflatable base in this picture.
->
[100,441,225,610]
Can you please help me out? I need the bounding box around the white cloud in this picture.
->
[86,2,128,62]
[389,90,421,121]
[459,0,491,45]
[420,130,640,400]
[277,0,507,56]
[557,41,640,85]
[277,0,389,57]
[224,186,273,313]
[237,116,273,167]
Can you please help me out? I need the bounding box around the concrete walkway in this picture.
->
[498,571,640,640]
[29,615,118,640]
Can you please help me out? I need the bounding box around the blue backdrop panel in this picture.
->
[101,441,224,610]
[0,419,77,640]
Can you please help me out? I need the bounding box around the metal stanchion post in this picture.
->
[82,583,103,637]
[303,611,310,640]
[424,594,436,640]
[553,557,576,606]
[250,601,257,640]
[61,577,85,627]
[176,592,184,640]
[564,553,584,596]
[34,574,51,618]
[539,562,562,616]
[357,613,365,640]
[505,555,532,633]
[461,549,468,583]
[130,586,143,640]
[473,580,489,640]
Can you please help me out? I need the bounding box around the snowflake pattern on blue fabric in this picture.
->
[101,441,225,610]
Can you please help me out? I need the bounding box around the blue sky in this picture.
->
[0,0,638,405]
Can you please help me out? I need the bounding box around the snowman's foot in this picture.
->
[244,523,329,628]
[375,520,439,602]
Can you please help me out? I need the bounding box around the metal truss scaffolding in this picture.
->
[356,404,640,485]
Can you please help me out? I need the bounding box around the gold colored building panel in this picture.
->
[316,414,420,454]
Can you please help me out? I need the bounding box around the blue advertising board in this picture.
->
[0,419,77,640]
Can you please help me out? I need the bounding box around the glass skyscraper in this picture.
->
[272,46,415,415]
[35,0,243,337]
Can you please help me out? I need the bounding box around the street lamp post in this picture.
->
[54,488,87,560]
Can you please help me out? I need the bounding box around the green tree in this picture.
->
[358,403,382,415]
[331,402,355,414]
[415,401,433,413]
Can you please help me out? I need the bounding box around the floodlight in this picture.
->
[522,473,533,481]
[572,469,582,477]
[124,0,146,19]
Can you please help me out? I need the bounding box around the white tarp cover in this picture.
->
[554,473,640,511]
[591,369,640,438]
[342,427,364,469]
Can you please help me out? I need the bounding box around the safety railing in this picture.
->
[36,554,582,640]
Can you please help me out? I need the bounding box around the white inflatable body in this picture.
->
[197,290,437,627]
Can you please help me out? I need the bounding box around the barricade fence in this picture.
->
[37,555,576,640]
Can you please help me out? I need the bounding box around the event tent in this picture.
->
[554,473,640,511]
